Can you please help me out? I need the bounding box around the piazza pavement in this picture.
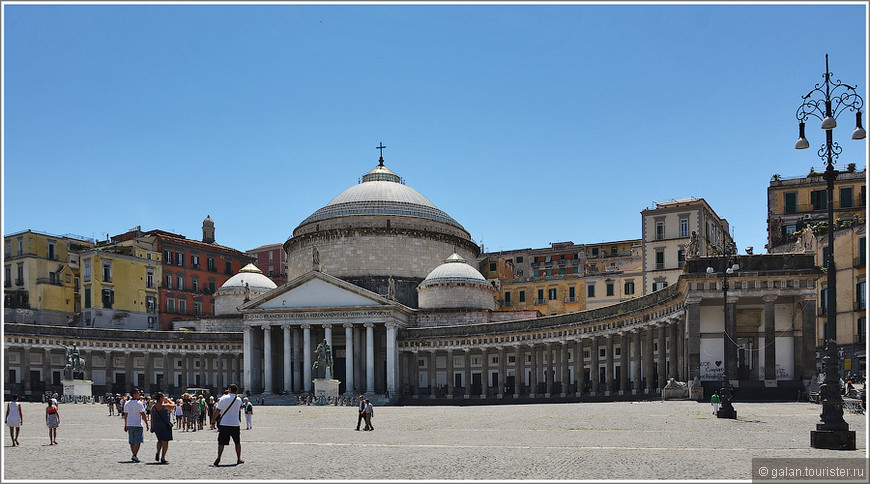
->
[1,399,867,482]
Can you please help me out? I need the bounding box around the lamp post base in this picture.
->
[716,408,737,419]
[810,429,856,450]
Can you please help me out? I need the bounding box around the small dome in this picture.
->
[219,264,277,292]
[419,253,489,288]
[203,214,214,227]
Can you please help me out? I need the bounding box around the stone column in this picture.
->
[763,295,777,386]
[498,346,506,399]
[513,345,522,398]
[560,341,569,397]
[799,296,818,381]
[85,350,93,384]
[669,321,679,380]
[323,324,333,349]
[216,354,224,392]
[645,327,655,394]
[262,324,273,393]
[576,339,585,397]
[590,338,600,395]
[43,348,52,390]
[529,344,538,398]
[632,330,642,394]
[410,350,419,398]
[657,324,667,392]
[480,347,489,398]
[544,343,554,397]
[293,328,302,393]
[725,296,738,386]
[104,350,113,395]
[144,352,152,392]
[283,325,293,393]
[124,350,132,392]
[429,350,437,398]
[22,347,31,395]
[446,349,454,399]
[620,332,630,394]
[237,353,243,387]
[302,324,312,393]
[385,323,398,397]
[161,353,169,393]
[243,326,252,394]
[344,323,354,394]
[605,335,614,395]
[686,298,701,380]
[365,323,375,394]
[463,348,472,399]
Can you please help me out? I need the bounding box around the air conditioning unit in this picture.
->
[803,214,813,220]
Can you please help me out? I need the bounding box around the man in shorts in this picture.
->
[122,388,149,462]
[212,383,243,466]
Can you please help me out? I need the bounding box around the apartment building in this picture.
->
[246,243,287,286]
[767,167,866,375]
[641,197,732,295]
[3,230,94,325]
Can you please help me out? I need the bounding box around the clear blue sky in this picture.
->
[3,2,867,256]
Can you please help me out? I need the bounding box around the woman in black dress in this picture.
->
[150,392,175,464]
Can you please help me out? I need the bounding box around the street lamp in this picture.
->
[707,239,739,419]
[794,54,864,450]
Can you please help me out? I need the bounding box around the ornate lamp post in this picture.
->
[794,54,864,450]
[707,240,739,419]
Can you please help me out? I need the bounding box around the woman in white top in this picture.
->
[5,394,23,446]
[174,399,184,426]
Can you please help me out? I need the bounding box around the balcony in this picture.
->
[15,278,23,286]
[533,299,547,306]
[564,297,579,303]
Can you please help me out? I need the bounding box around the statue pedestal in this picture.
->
[313,379,341,399]
[62,379,93,400]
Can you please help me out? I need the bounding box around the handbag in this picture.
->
[215,396,239,425]
[153,404,173,431]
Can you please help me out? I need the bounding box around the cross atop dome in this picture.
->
[376,142,386,166]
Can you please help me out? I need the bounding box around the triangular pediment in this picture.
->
[239,271,395,311]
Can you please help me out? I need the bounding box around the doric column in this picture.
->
[725,295,738,386]
[529,344,538,398]
[428,351,437,398]
[799,296,818,381]
[216,353,224,392]
[669,321,679,380]
[513,345,522,398]
[575,340,585,396]
[620,332,630,395]
[237,353,243,387]
[632,330,642,394]
[293,328,302,393]
[365,323,375,394]
[560,341,569,397]
[343,323,354,395]
[590,337,600,395]
[497,346,506,399]
[385,322,398,397]
[302,324,312,393]
[464,348,472,399]
[657,323,667,392]
[124,350,132,391]
[243,326,252,393]
[605,334,614,395]
[43,348,52,390]
[144,352,152,392]
[645,327,655,394]
[544,343,554,397]
[22,347,32,394]
[446,349,454,399]
[104,350,113,394]
[283,325,293,393]
[480,347,489,398]
[686,298,702,381]
[763,295,777,386]
[410,350,419,398]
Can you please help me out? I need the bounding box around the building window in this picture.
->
[102,288,114,309]
[148,317,155,329]
[164,249,173,264]
[840,186,853,208]
[268,266,274,276]
[208,257,215,272]
[569,286,576,300]
[194,301,202,317]
[225,261,232,275]
[536,289,545,304]
[655,221,665,240]
[4,265,10,285]
[860,237,866,267]
[167,297,175,313]
[84,287,91,308]
[656,250,665,270]
[810,189,827,210]
[857,281,866,310]
[678,249,686,267]
[83,260,91,282]
[859,317,866,344]
[210,299,215,315]
[587,284,595,298]
[518,290,526,303]
[679,218,689,238]
[47,240,56,260]
[516,256,524,263]
[102,261,112,282]
[4,240,9,257]
[819,288,828,315]
[146,269,155,288]
[192,277,199,292]
[191,254,199,269]
[165,274,173,289]
[504,291,512,304]
[489,262,497,272]
[548,288,557,300]
[784,192,798,213]
[624,281,635,295]
[176,252,184,266]
[16,263,23,285]
[177,276,184,291]
[653,281,668,291]
[146,295,156,313]
[606,282,614,297]
[17,237,22,255]
[208,279,216,294]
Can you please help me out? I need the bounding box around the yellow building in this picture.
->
[767,167,866,375]
[4,230,94,325]
[582,240,643,310]
[79,244,162,330]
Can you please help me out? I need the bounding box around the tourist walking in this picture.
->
[174,398,183,427]
[5,394,23,446]
[198,394,208,430]
[123,388,149,462]
[363,399,374,431]
[355,395,365,431]
[212,383,243,466]
[181,394,193,431]
[711,392,720,415]
[44,400,59,445]
[150,392,175,464]
[207,396,216,430]
[107,394,115,416]
[243,397,253,430]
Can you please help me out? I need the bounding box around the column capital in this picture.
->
[281,324,291,330]
[343,323,354,329]
[321,323,333,329]
[261,324,271,331]
[762,295,777,304]
[385,321,399,330]
[301,323,311,330]
[364,322,375,329]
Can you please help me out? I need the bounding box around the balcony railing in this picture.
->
[533,299,546,306]
[564,297,579,303]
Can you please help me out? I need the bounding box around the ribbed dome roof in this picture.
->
[419,254,490,288]
[203,214,214,227]
[219,263,277,291]
[298,162,465,230]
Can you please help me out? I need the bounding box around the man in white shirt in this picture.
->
[122,388,149,462]
[212,383,243,466]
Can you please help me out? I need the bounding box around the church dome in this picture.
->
[219,263,277,292]
[419,253,489,288]
[203,214,214,227]
[418,254,495,311]
[298,162,465,231]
